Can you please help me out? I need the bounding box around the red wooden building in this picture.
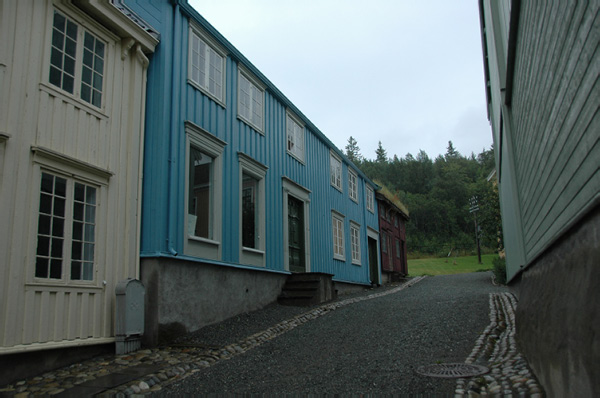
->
[376,188,409,282]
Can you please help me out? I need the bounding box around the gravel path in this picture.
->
[155,272,509,396]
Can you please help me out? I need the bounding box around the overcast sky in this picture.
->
[188,0,492,161]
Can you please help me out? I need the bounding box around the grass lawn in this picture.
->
[408,254,496,276]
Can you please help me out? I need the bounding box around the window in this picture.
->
[332,212,345,260]
[381,231,388,253]
[330,152,342,191]
[395,239,401,259]
[35,172,97,281]
[189,28,225,104]
[348,169,358,202]
[49,10,105,108]
[366,185,374,213]
[189,147,213,239]
[242,174,258,248]
[350,222,361,265]
[286,112,304,162]
[185,121,226,260]
[394,214,399,227]
[239,153,267,266]
[238,69,264,132]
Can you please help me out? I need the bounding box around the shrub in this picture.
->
[492,256,507,285]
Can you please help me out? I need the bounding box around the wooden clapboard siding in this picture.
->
[479,0,599,281]
[0,0,157,354]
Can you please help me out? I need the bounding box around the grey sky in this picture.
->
[189,0,492,160]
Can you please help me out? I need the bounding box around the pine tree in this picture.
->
[375,141,388,163]
[345,136,362,163]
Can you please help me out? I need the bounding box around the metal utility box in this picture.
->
[115,278,145,354]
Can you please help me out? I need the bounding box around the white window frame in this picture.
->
[238,152,268,267]
[330,151,342,191]
[45,8,108,110]
[286,111,305,163]
[332,211,345,261]
[184,121,227,260]
[350,222,361,265]
[366,185,375,213]
[237,67,265,133]
[348,168,358,202]
[188,25,227,106]
[29,146,110,288]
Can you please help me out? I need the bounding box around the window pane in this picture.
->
[71,261,81,280]
[73,202,83,221]
[86,185,96,204]
[36,257,49,278]
[39,193,52,214]
[52,217,64,237]
[82,262,93,280]
[72,240,82,260]
[84,223,95,242]
[53,11,65,31]
[74,182,85,202]
[50,48,63,69]
[50,259,62,279]
[84,31,94,50]
[66,20,77,40]
[95,39,104,57]
[38,214,51,235]
[54,197,65,217]
[80,84,91,103]
[49,66,62,88]
[51,237,63,258]
[37,236,50,256]
[73,221,83,241]
[63,54,75,76]
[84,204,95,223]
[62,75,74,94]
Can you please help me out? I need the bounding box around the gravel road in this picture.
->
[155,272,509,396]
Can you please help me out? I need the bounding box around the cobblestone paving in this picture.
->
[454,293,545,397]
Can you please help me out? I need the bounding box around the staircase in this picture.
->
[278,272,337,306]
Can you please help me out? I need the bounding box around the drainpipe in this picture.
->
[166,1,180,257]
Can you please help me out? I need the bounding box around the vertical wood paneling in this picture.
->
[0,0,153,351]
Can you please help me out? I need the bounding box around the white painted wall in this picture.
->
[0,0,156,354]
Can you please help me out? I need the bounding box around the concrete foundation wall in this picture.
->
[141,258,288,346]
[515,205,600,397]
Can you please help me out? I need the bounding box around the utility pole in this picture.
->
[469,196,482,264]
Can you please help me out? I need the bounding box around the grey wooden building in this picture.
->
[479,1,599,396]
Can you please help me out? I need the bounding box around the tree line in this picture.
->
[346,137,502,257]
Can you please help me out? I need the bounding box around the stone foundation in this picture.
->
[141,258,288,346]
[515,205,600,397]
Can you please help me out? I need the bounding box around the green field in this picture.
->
[407,254,496,276]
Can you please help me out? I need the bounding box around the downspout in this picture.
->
[166,2,180,256]
[135,43,149,279]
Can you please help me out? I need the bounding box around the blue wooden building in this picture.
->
[124,0,380,344]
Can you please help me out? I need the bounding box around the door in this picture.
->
[288,196,305,272]
[368,237,379,284]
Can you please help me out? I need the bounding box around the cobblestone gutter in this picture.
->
[0,277,426,397]
[455,292,545,397]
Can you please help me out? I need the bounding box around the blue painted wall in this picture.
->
[126,0,379,284]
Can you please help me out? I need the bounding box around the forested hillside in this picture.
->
[346,137,502,257]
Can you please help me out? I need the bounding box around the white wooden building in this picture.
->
[0,0,157,381]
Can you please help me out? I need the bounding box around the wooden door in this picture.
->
[288,196,305,272]
[368,237,379,284]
